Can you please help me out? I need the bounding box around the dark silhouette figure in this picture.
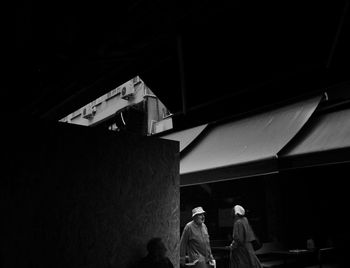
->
[138,237,174,268]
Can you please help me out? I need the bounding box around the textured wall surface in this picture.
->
[2,122,180,268]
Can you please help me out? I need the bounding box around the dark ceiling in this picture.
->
[11,0,350,130]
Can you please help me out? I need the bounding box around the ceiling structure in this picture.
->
[11,0,350,131]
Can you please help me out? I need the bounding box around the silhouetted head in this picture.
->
[147,237,167,258]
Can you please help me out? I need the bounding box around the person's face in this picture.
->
[194,213,205,225]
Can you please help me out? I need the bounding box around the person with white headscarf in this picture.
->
[229,205,262,268]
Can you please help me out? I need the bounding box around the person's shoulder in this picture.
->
[242,216,250,224]
[237,217,251,229]
[202,223,210,233]
[185,220,194,228]
[234,217,245,225]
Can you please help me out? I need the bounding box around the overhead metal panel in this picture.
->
[279,108,350,169]
[180,96,322,186]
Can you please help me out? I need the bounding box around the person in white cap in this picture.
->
[229,205,262,268]
[180,206,215,268]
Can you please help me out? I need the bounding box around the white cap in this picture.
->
[233,205,245,216]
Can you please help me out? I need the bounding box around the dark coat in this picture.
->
[138,254,174,268]
[230,216,262,268]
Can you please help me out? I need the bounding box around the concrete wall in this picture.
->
[2,121,180,268]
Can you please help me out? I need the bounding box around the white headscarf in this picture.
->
[233,205,245,216]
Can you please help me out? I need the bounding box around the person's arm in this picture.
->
[208,246,214,261]
[207,232,216,267]
[208,241,214,260]
[204,225,214,261]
